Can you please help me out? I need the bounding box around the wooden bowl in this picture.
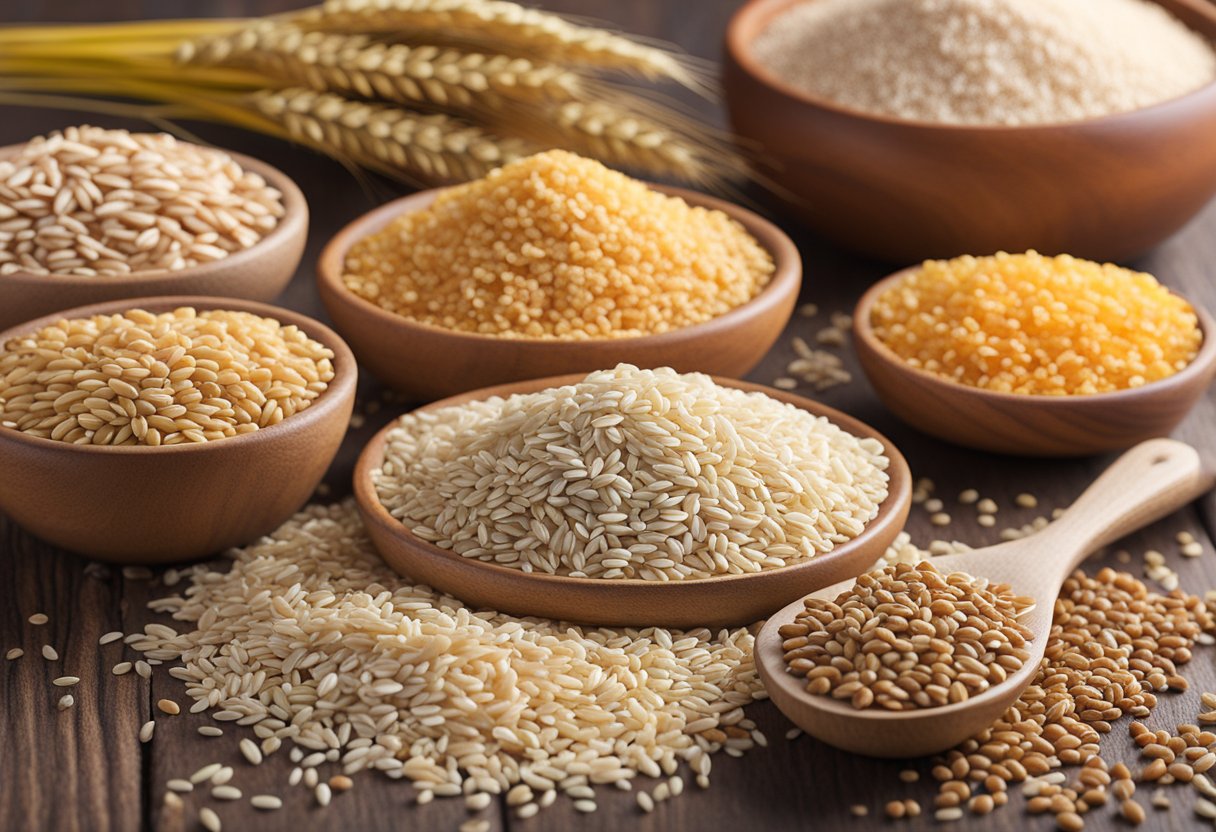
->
[0,145,309,331]
[853,268,1216,456]
[723,0,1216,262]
[0,296,357,563]
[352,374,911,628]
[317,185,800,401]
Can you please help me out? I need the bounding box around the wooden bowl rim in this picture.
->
[853,266,1216,407]
[756,590,1041,726]
[353,373,912,594]
[725,0,1216,133]
[316,183,801,349]
[0,143,308,285]
[0,295,358,456]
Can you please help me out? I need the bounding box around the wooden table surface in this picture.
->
[3,2,1216,831]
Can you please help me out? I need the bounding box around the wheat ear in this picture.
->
[182,21,582,109]
[252,86,537,182]
[293,0,707,91]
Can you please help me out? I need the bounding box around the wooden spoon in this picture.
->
[756,438,1213,758]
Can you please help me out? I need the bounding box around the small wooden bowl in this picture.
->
[723,0,1216,262]
[853,269,1216,456]
[0,296,357,563]
[317,186,800,401]
[0,145,309,331]
[352,374,911,628]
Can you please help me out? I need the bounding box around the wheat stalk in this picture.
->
[511,100,729,187]
[0,2,741,188]
[293,0,707,91]
[252,86,537,181]
[181,22,582,109]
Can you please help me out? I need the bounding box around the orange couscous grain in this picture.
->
[341,150,774,339]
[869,251,1201,395]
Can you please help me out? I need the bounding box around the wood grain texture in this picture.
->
[1,1,1215,831]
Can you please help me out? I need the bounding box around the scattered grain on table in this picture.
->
[128,500,768,816]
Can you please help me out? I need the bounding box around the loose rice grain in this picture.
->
[131,499,766,816]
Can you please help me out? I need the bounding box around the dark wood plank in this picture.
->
[2,1,1216,831]
[0,528,145,832]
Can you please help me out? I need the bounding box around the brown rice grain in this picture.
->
[0,126,283,277]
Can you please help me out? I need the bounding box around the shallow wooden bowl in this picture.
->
[317,186,800,402]
[853,268,1216,456]
[0,145,309,331]
[723,0,1216,262]
[0,296,357,563]
[353,374,911,628]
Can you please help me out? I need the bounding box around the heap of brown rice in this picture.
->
[132,500,766,814]
[373,364,890,579]
[0,125,284,277]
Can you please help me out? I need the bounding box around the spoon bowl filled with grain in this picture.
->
[0,295,356,562]
[755,438,1213,758]
[317,149,800,401]
[353,364,911,628]
[0,126,309,330]
[852,252,1216,456]
[724,0,1216,262]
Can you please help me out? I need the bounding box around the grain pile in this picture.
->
[373,364,890,579]
[342,150,774,339]
[130,500,767,817]
[781,561,1034,710]
[870,251,1202,395]
[926,568,1214,826]
[750,0,1216,125]
[0,307,334,445]
[0,126,284,276]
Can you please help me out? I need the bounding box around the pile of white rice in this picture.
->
[134,500,765,814]
[374,364,890,580]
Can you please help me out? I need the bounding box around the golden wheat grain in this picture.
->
[252,87,536,181]
[294,0,703,88]
[183,22,581,109]
[524,100,721,185]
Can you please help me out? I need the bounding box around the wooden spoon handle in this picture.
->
[1038,438,1210,575]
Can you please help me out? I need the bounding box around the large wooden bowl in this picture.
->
[317,185,801,402]
[723,0,1216,262]
[853,269,1216,456]
[353,374,911,628]
[0,146,308,331]
[0,296,356,563]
